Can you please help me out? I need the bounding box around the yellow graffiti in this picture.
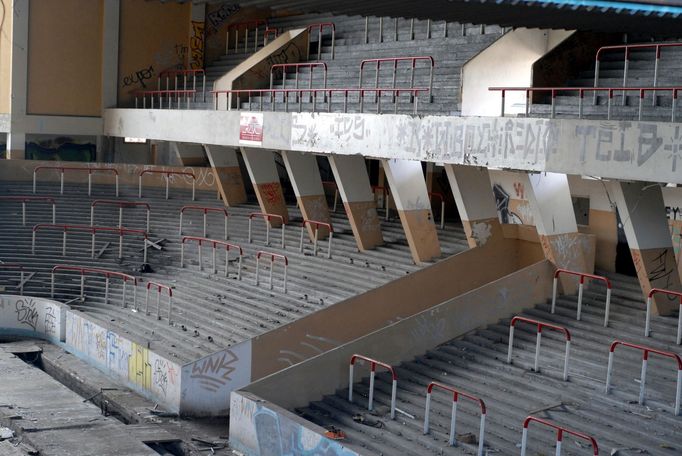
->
[128,343,151,391]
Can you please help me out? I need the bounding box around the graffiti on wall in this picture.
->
[0,296,62,340]
[493,184,522,224]
[206,3,240,35]
[190,21,205,70]
[14,298,39,330]
[122,65,155,89]
[189,350,239,392]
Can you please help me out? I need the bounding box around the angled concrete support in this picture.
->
[609,181,682,316]
[523,172,593,278]
[382,159,440,263]
[204,145,247,206]
[282,151,331,240]
[241,147,288,224]
[445,164,503,248]
[328,155,383,251]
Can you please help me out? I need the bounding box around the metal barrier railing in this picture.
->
[552,269,612,327]
[180,236,243,279]
[488,86,682,121]
[0,196,56,226]
[364,17,449,44]
[299,220,333,259]
[32,224,148,262]
[33,166,119,197]
[428,192,445,229]
[134,89,197,109]
[605,340,682,416]
[158,69,206,103]
[348,354,397,419]
[179,205,229,239]
[51,265,137,308]
[145,281,173,323]
[91,200,151,232]
[360,56,434,103]
[423,382,486,454]
[322,181,339,212]
[507,316,571,381]
[307,22,335,60]
[0,263,25,295]
[594,42,682,106]
[211,87,429,115]
[248,212,285,248]
[645,288,682,344]
[521,416,599,456]
[263,27,278,46]
[139,169,196,201]
[255,251,288,293]
[270,62,328,107]
[226,19,268,55]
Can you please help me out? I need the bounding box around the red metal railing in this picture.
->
[248,212,286,248]
[300,220,334,258]
[428,192,445,229]
[521,416,598,456]
[226,19,268,54]
[33,166,119,197]
[51,265,137,308]
[134,89,197,109]
[158,69,206,103]
[180,236,243,279]
[307,22,335,60]
[594,42,682,105]
[360,56,434,103]
[488,85,682,121]
[321,181,339,212]
[0,196,56,226]
[91,200,151,232]
[605,340,682,416]
[145,281,173,323]
[211,87,429,114]
[263,27,278,46]
[255,251,288,293]
[179,205,229,239]
[0,263,26,295]
[645,288,682,344]
[552,269,612,326]
[32,224,148,262]
[348,354,397,419]
[423,382,486,454]
[139,169,196,201]
[270,63,328,107]
[507,316,571,381]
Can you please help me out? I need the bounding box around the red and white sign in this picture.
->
[239,112,264,146]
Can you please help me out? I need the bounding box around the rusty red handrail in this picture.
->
[51,264,137,307]
[139,169,196,201]
[301,220,333,233]
[33,166,119,197]
[146,281,172,297]
[158,69,205,78]
[263,27,278,45]
[91,199,151,231]
[300,219,334,258]
[552,269,612,326]
[645,288,682,343]
[51,265,136,284]
[248,212,286,248]
[508,316,571,380]
[0,195,56,225]
[510,316,571,340]
[426,382,486,412]
[307,22,335,60]
[255,250,288,293]
[145,280,173,323]
[179,205,229,239]
[360,56,434,102]
[181,236,242,279]
[226,19,268,55]
[606,340,682,415]
[270,62,328,94]
[227,19,267,31]
[134,89,198,109]
[348,354,397,419]
[521,416,598,456]
[256,251,288,266]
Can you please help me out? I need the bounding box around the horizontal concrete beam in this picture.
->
[104,109,682,185]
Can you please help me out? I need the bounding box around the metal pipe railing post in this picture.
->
[653,46,660,106]
[576,281,584,320]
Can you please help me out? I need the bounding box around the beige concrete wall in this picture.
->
[27,0,103,116]
[0,0,11,114]
[118,0,190,106]
[247,259,556,409]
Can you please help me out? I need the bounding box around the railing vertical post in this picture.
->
[138,175,142,198]
[477,414,486,456]
[198,240,203,270]
[593,57,600,105]
[605,350,614,393]
[32,231,36,255]
[604,287,612,327]
[63,230,67,256]
[500,89,505,116]
[622,49,629,106]
[364,17,368,44]
[51,272,55,297]
[576,279,584,321]
[507,325,515,363]
[80,272,85,299]
[534,330,542,373]
[104,275,110,305]
[203,211,207,238]
[368,367,375,411]
[118,207,123,229]
[638,89,644,121]
[645,296,652,336]
[283,261,287,293]
[639,353,648,405]
[423,391,431,434]
[168,294,173,325]
[122,280,127,308]
[156,290,161,320]
[248,218,252,243]
[676,368,682,415]
[255,254,260,286]
[52,202,56,224]
[520,426,529,456]
[563,340,571,381]
[578,90,584,119]
[145,286,150,315]
[225,248,229,278]
[268,256,274,290]
[33,171,37,194]
[653,46,660,106]
[212,243,217,274]
[60,171,65,195]
[348,363,354,402]
[328,232,333,259]
[165,174,169,200]
[21,202,26,226]
[379,17,383,43]
[180,242,184,267]
[88,172,92,196]
[143,237,148,263]
[608,89,613,120]
[19,270,24,296]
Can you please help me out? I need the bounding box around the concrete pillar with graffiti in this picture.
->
[241,147,288,225]
[204,145,247,206]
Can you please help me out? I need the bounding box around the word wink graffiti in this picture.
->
[190,350,239,392]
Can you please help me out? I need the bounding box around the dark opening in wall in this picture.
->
[572,196,590,226]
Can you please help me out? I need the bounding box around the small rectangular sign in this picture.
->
[239,112,264,146]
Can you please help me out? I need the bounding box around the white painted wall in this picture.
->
[381,159,431,211]
[461,28,574,116]
[0,294,66,343]
[567,175,615,212]
[525,172,578,236]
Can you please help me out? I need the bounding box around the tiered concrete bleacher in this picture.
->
[290,270,682,455]
[0,178,469,368]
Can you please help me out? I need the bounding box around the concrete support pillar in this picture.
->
[6,133,26,160]
[98,0,120,162]
[382,159,441,263]
[204,145,247,206]
[8,0,28,159]
[445,164,503,248]
[241,147,288,224]
[328,155,383,251]
[523,172,592,275]
[609,181,681,315]
[172,142,206,166]
[282,151,331,240]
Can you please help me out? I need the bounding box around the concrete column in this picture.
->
[241,147,288,224]
[523,172,592,275]
[328,155,383,251]
[172,142,206,166]
[6,133,26,160]
[382,159,441,263]
[97,0,120,161]
[7,0,28,159]
[609,181,682,315]
[282,151,331,240]
[445,164,503,248]
[204,145,247,206]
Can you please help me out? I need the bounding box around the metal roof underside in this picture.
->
[226,0,682,35]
